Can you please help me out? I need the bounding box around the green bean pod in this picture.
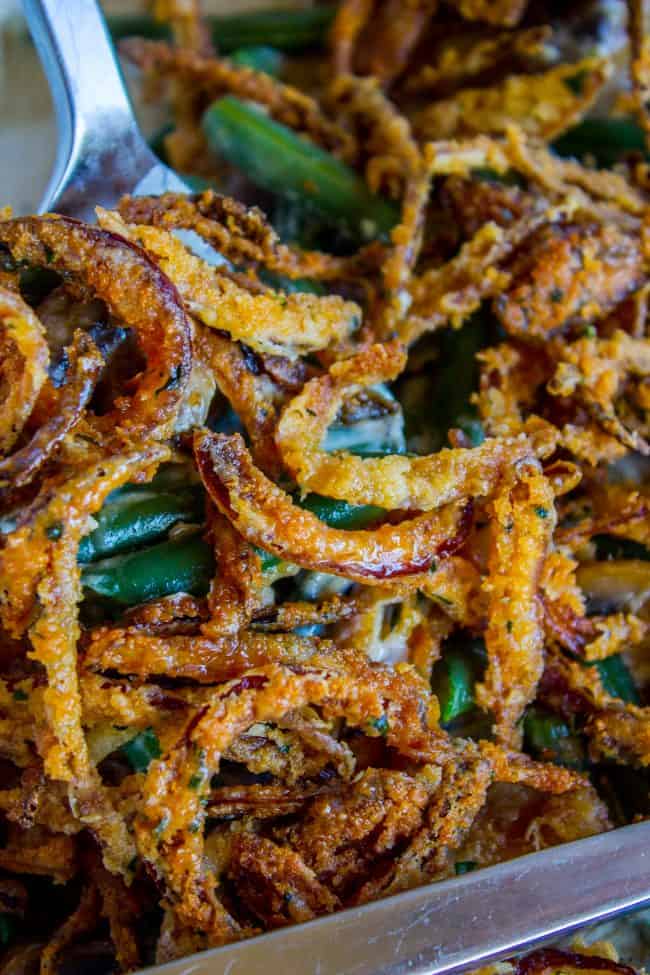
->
[81,532,214,606]
[523,706,586,770]
[108,6,336,52]
[202,96,399,240]
[78,488,202,563]
[553,117,647,169]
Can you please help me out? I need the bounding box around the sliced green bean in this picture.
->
[299,494,386,530]
[78,488,202,563]
[0,915,14,947]
[400,310,489,453]
[202,97,399,240]
[109,6,336,52]
[81,532,214,606]
[523,706,586,770]
[431,650,476,724]
[553,117,647,169]
[259,268,325,296]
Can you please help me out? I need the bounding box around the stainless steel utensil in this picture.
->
[22,0,189,220]
[18,2,650,973]
[152,821,650,975]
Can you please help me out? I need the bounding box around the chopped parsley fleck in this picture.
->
[12,690,28,702]
[534,506,549,519]
[550,287,564,303]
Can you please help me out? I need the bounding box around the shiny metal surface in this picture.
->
[21,0,189,220]
[149,822,650,975]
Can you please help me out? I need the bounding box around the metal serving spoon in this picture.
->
[18,2,650,973]
[22,0,190,221]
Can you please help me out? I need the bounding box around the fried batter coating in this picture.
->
[117,191,381,282]
[0,288,48,456]
[0,6,649,968]
[0,331,102,490]
[98,210,360,359]
[0,217,192,443]
[277,339,534,509]
[122,39,355,159]
[476,461,556,746]
[415,59,611,142]
[195,430,472,582]
[547,331,650,455]
[496,224,644,341]
[455,0,528,27]
[229,834,339,926]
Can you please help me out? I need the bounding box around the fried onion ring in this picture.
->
[0,216,192,442]
[195,430,472,582]
[0,287,49,455]
[276,339,536,509]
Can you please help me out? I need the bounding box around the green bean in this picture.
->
[523,706,586,770]
[108,6,336,52]
[81,532,214,606]
[431,650,476,724]
[596,655,639,705]
[120,728,162,773]
[202,97,399,240]
[553,117,647,169]
[299,494,386,530]
[400,310,488,453]
[78,488,201,563]
[230,46,285,77]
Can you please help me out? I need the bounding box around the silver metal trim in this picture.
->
[144,821,650,975]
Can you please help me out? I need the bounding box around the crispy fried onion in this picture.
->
[117,191,382,282]
[0,216,192,442]
[0,444,169,873]
[495,224,644,341]
[547,330,650,455]
[122,39,356,159]
[329,0,439,84]
[134,649,450,938]
[476,459,556,747]
[402,201,569,344]
[514,947,637,975]
[0,330,102,490]
[0,287,49,455]
[414,58,611,142]
[456,0,528,27]
[97,209,360,359]
[194,326,284,477]
[82,626,324,684]
[476,341,629,466]
[195,430,472,582]
[276,339,536,509]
